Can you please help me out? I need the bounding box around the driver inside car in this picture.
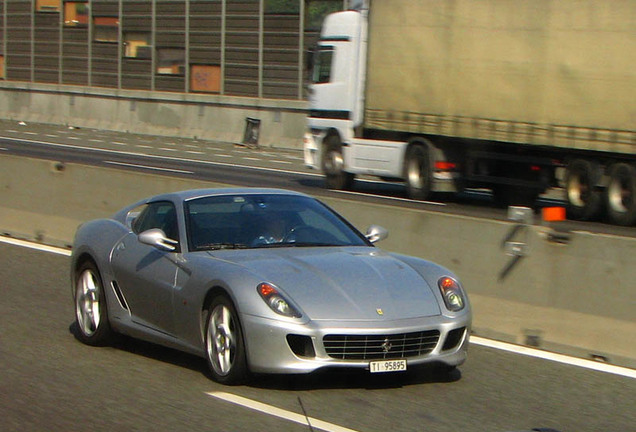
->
[251,212,288,246]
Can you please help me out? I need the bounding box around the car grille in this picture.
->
[323,330,440,360]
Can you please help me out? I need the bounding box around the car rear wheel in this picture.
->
[205,295,248,385]
[74,261,114,346]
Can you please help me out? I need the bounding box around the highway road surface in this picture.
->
[1,239,634,432]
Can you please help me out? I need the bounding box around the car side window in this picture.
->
[132,201,179,242]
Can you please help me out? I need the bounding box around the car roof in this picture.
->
[150,188,310,203]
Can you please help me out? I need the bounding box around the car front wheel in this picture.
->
[74,261,114,346]
[205,295,248,385]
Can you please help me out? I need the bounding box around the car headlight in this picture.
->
[438,276,465,312]
[257,283,302,318]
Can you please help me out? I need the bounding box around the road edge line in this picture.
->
[0,235,71,256]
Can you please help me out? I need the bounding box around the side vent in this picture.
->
[111,281,129,311]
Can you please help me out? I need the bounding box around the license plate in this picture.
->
[369,359,407,373]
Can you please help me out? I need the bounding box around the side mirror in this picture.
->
[138,228,179,252]
[365,225,388,244]
[305,48,315,71]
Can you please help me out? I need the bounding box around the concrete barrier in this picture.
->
[1,154,634,368]
[0,83,307,149]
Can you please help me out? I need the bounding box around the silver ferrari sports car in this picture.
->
[71,188,471,384]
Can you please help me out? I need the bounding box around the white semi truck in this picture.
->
[304,0,635,226]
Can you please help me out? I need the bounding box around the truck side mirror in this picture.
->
[305,49,315,71]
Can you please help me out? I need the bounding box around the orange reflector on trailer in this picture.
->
[435,161,457,170]
[542,207,566,222]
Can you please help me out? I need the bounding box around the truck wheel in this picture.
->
[605,163,636,226]
[565,159,602,220]
[322,136,354,190]
[405,144,432,200]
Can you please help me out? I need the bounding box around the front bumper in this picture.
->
[241,313,471,374]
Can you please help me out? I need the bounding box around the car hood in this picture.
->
[205,247,441,321]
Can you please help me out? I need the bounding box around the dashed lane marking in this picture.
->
[104,160,194,174]
[206,392,360,432]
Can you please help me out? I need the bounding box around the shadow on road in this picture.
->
[69,321,462,390]
[249,364,462,391]
[68,322,207,374]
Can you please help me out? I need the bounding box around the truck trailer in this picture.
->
[304,0,635,226]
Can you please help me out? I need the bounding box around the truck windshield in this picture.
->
[312,46,334,84]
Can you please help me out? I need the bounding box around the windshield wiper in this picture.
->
[252,242,341,248]
[289,242,342,247]
[195,243,248,251]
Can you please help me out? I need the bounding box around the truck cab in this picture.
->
[304,8,457,197]
[304,10,367,189]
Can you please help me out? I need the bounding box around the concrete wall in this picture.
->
[0,82,308,149]
[1,154,634,368]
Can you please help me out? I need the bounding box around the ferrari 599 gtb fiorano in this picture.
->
[71,188,471,384]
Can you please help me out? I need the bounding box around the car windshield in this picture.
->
[185,194,370,252]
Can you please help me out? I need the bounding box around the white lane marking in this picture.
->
[0,136,320,178]
[23,131,38,135]
[186,150,204,155]
[333,189,446,207]
[271,159,293,164]
[45,134,59,138]
[68,136,80,140]
[470,336,636,379]
[242,157,261,161]
[158,147,178,152]
[135,144,152,149]
[89,139,104,143]
[0,147,7,151]
[206,392,360,432]
[0,236,71,256]
[104,160,194,174]
[215,154,233,158]
[111,141,127,146]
